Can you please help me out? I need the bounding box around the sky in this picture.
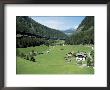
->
[30,16,85,31]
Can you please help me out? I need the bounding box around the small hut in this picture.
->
[75,52,87,61]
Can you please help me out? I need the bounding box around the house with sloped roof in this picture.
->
[76,52,87,61]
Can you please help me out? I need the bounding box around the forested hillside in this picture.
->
[16,16,67,48]
[65,16,94,45]
[16,16,67,39]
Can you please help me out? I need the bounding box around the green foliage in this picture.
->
[30,56,35,62]
[87,57,91,66]
[26,54,30,60]
[90,50,94,59]
[20,52,25,58]
[86,55,94,67]
[90,50,94,66]
[17,45,48,62]
[72,52,76,57]
[16,36,48,48]
[19,50,36,62]
[77,16,94,31]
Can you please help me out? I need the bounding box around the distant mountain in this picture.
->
[62,28,75,35]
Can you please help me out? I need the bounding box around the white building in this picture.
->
[76,52,87,61]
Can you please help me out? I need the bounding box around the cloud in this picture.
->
[30,16,84,30]
[37,20,65,30]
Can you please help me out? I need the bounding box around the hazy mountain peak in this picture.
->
[62,28,75,35]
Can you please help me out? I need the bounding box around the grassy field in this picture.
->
[16,45,94,74]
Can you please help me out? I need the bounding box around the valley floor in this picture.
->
[16,45,94,74]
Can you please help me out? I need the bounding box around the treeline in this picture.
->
[16,37,49,48]
[65,16,94,45]
[16,16,67,48]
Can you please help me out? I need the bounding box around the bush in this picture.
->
[90,60,94,66]
[31,50,37,56]
[30,56,35,62]
[87,57,91,66]
[26,54,30,60]
[20,52,25,58]
[90,50,94,59]
[90,50,94,66]
[73,52,76,57]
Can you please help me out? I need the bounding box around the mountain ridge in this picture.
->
[65,16,94,45]
[16,16,67,40]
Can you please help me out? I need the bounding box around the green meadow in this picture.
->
[16,45,94,74]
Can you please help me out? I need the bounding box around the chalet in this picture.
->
[75,52,87,61]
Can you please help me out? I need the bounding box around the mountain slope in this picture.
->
[76,16,94,32]
[65,16,94,45]
[16,16,67,48]
[16,16,67,40]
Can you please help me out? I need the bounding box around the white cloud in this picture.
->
[30,16,83,30]
[37,20,65,30]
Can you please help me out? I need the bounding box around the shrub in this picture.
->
[90,50,94,59]
[31,50,37,56]
[73,52,76,57]
[87,57,92,66]
[26,54,30,60]
[30,56,35,62]
[20,52,25,58]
